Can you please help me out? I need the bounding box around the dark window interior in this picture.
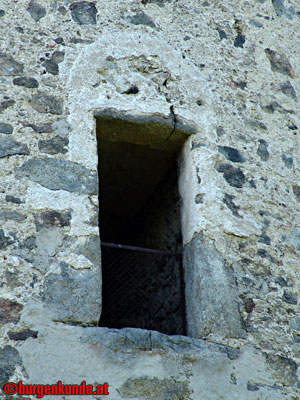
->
[95,109,189,335]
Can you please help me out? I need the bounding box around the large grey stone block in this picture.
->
[183,232,245,338]
[16,158,98,195]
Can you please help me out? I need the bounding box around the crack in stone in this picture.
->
[166,105,177,141]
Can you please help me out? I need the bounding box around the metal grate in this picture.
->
[99,242,186,336]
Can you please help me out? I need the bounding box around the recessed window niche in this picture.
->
[95,109,194,336]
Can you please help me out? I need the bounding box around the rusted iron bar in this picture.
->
[101,241,181,256]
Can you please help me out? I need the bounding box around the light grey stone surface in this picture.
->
[26,1,46,22]
[69,1,97,25]
[16,158,98,194]
[0,209,26,222]
[0,229,14,249]
[0,122,13,134]
[0,53,23,76]
[0,346,22,387]
[43,261,101,324]
[218,145,246,163]
[38,135,68,154]
[184,232,245,339]
[290,317,300,332]
[17,300,296,400]
[30,93,63,115]
[13,77,39,88]
[215,162,246,188]
[0,137,29,158]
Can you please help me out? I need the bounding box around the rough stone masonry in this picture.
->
[0,0,300,399]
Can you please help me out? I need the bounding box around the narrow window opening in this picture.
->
[95,110,190,335]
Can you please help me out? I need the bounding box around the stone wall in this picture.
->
[0,0,300,398]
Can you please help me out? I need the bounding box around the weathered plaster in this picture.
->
[17,300,295,400]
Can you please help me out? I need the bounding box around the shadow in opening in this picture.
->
[100,243,186,335]
[95,109,189,335]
